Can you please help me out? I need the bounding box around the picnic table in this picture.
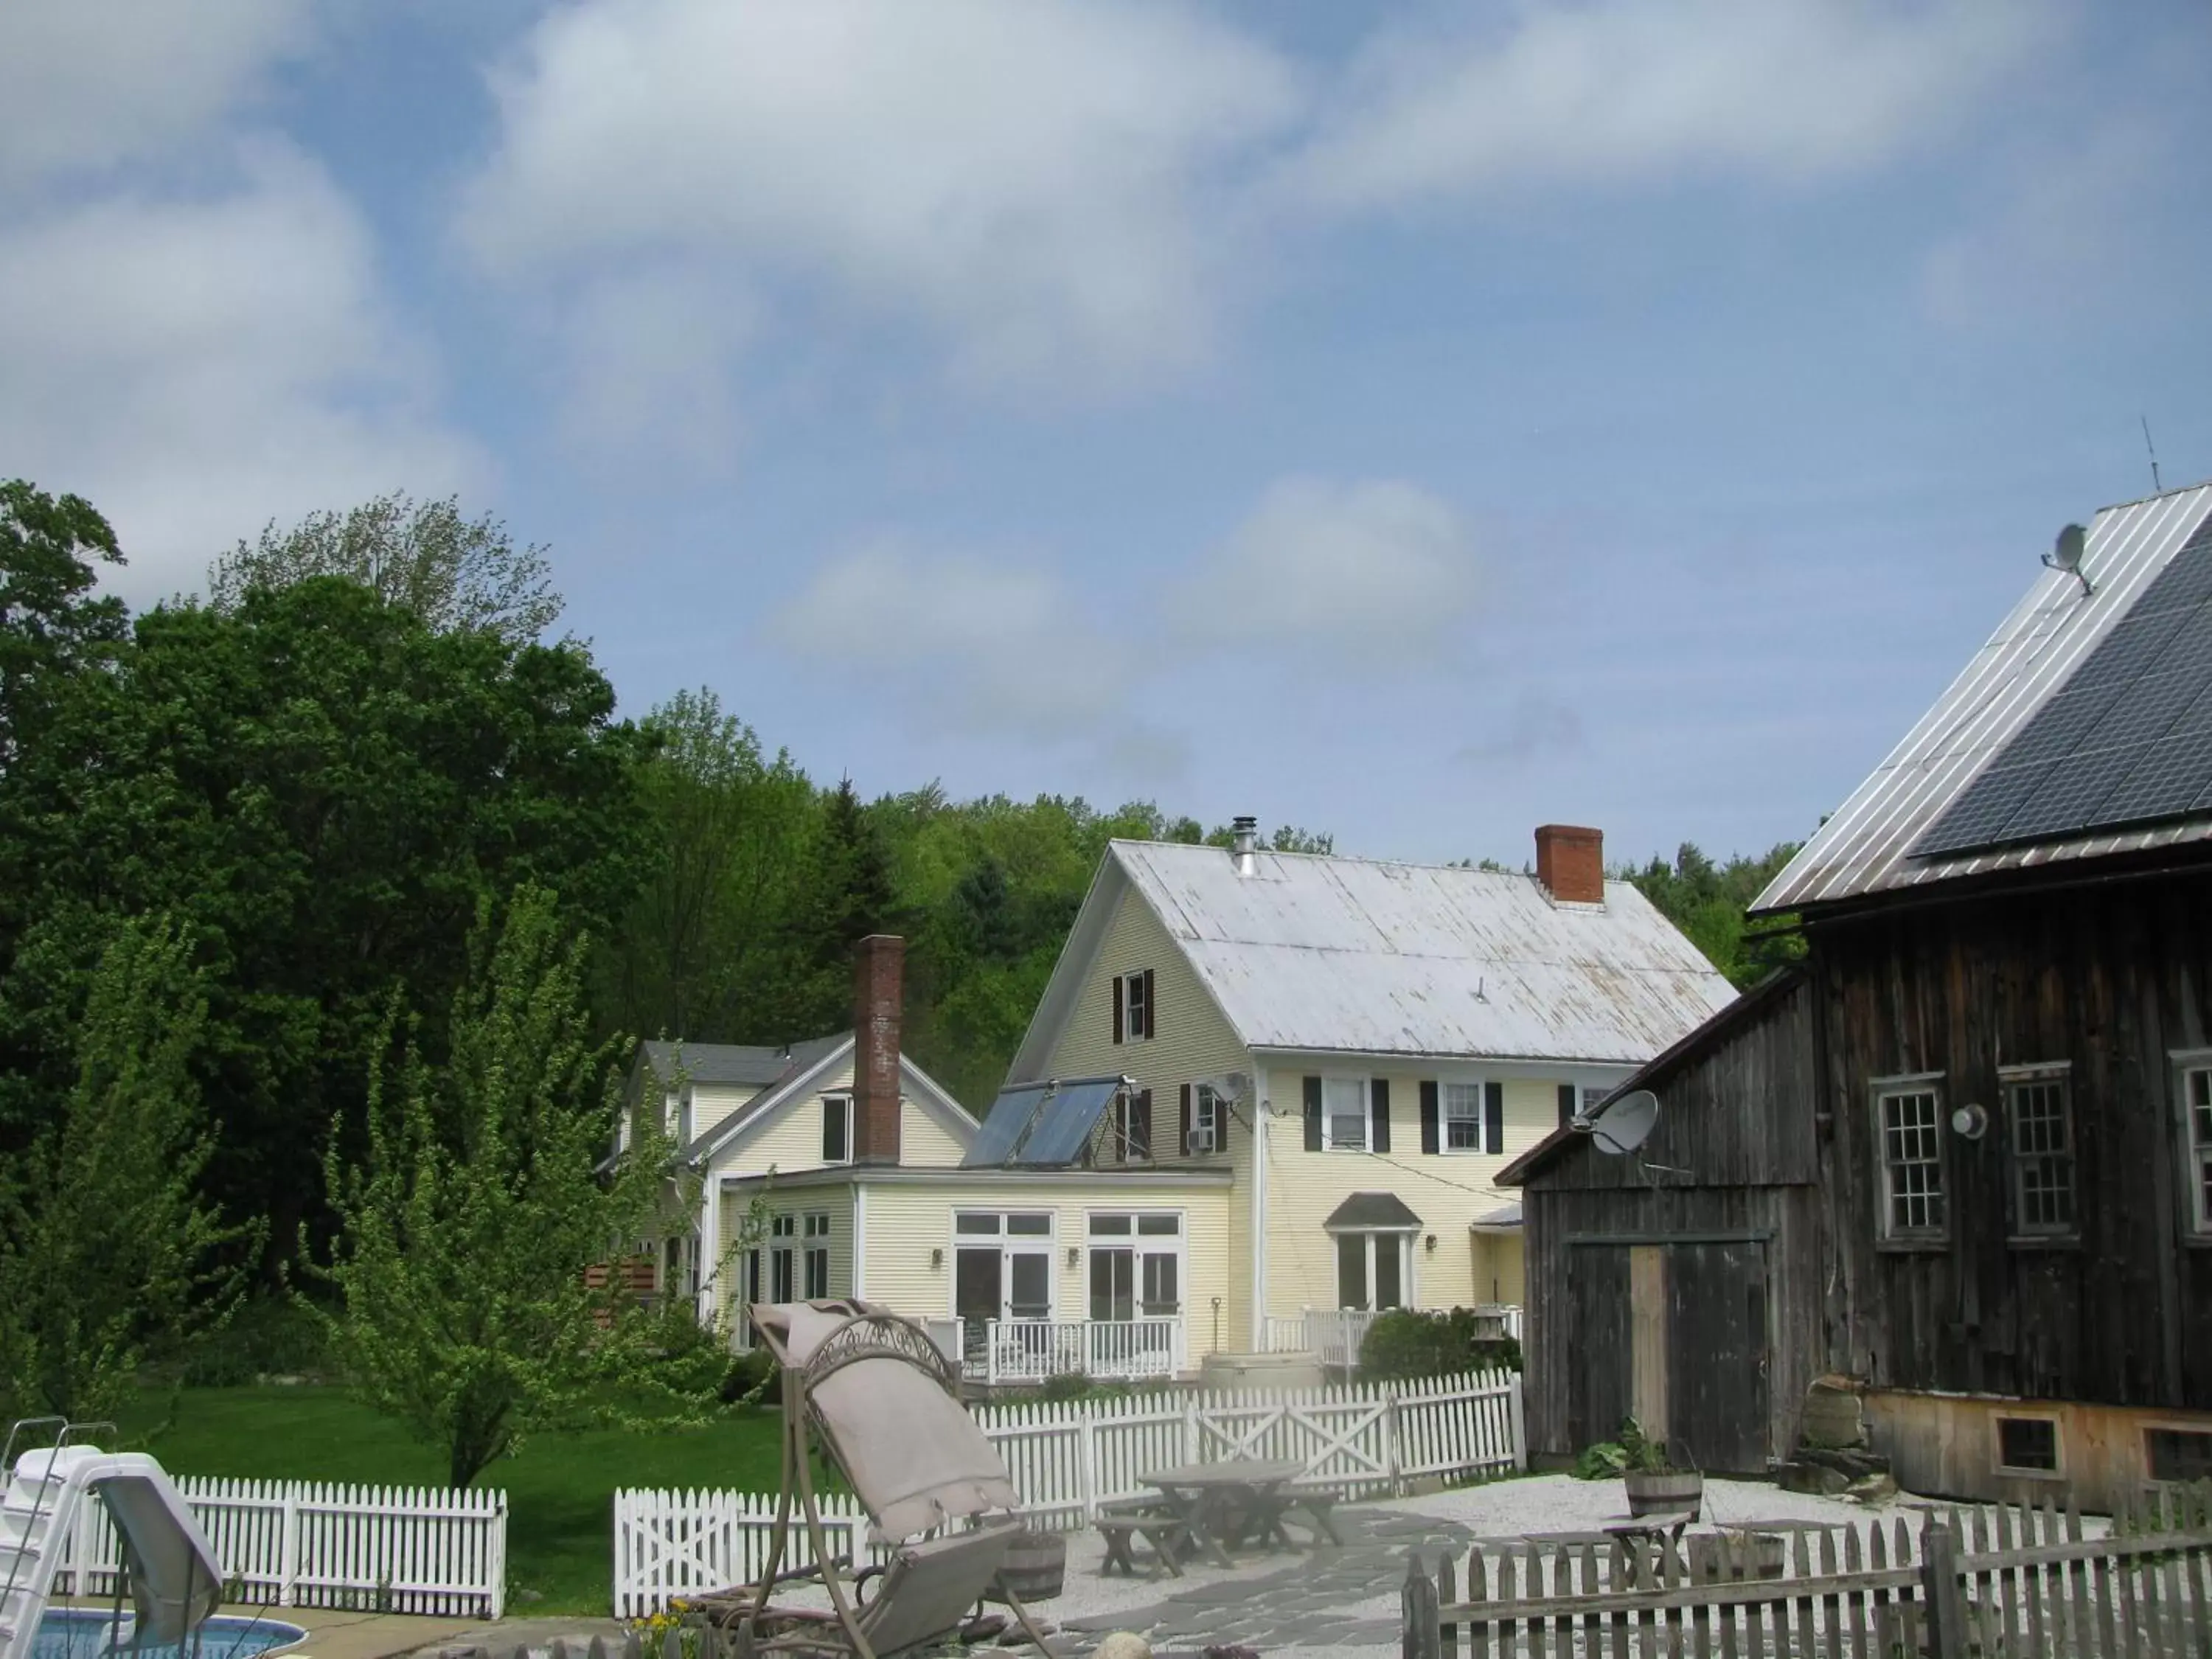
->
[1139,1459,1340,1567]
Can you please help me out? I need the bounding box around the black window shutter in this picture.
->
[1133,1088,1152,1159]
[1420,1081,1440,1155]
[1179,1082,1193,1155]
[1370,1078,1392,1154]
[1111,975,1124,1044]
[1218,1085,1233,1155]
[1484,1081,1505,1155]
[1558,1082,1578,1128]
[1303,1076,1324,1152]
[1142,969,1157,1038]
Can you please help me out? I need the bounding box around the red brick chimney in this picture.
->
[852,934,904,1165]
[1534,825,1605,905]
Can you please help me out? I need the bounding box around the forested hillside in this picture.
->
[0,482,1797,1307]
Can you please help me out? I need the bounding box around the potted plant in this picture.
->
[1576,1417,1703,1518]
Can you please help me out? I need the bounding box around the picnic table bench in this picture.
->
[1095,1500,1197,1578]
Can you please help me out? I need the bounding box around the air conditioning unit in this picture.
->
[1186,1127,1215,1155]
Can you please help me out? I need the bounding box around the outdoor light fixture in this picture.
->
[1425,1234,1438,1253]
[930,1248,943,1269]
[1067,1246,1081,1268]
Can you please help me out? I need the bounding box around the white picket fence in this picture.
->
[51,1478,507,1618]
[613,1368,1523,1616]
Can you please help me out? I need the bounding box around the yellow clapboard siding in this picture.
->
[1037,882,1256,1347]
[1253,1065,1559,1315]
[854,1176,1235,1357]
[714,1055,969,1178]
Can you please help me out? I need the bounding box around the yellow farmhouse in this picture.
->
[652,822,1734,1382]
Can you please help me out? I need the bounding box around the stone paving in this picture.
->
[1054,1507,1477,1654]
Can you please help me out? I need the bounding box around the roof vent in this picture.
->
[1230,815,1259,876]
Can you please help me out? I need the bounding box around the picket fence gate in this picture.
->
[1402,1488,2212,1659]
[52,1477,507,1619]
[613,1368,1523,1616]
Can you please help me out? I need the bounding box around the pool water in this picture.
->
[33,1610,307,1659]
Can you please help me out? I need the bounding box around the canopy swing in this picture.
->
[705,1299,1054,1659]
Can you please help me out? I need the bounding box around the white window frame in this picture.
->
[1188,1085,1220,1155]
[1086,1211,1186,1321]
[1992,1413,2065,1479]
[1874,1076,1948,1243]
[947,1211,1057,1321]
[1441,1081,1485,1153]
[821,1093,853,1166]
[1113,1089,1155,1163]
[802,1213,831,1300]
[2180,1054,2212,1239]
[1329,1228,1416,1311]
[2000,1063,2076,1239]
[1321,1075,1370,1152]
[1119,970,1152,1043]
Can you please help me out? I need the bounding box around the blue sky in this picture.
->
[4,1,2209,871]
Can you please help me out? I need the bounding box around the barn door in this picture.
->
[1665,1240,1770,1475]
[1565,1245,1633,1453]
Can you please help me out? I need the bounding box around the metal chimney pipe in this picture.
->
[1231,815,1259,876]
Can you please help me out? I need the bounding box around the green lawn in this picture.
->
[114,1387,785,1615]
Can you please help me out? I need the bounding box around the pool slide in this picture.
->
[0,1444,223,1659]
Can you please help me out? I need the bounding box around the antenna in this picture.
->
[2143,416,2163,493]
[2043,524,2093,597]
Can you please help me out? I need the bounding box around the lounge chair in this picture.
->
[700,1299,1052,1659]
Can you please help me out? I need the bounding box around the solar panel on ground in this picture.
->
[1915,505,2212,858]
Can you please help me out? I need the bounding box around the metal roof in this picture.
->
[1756,482,2212,915]
[1101,841,1737,1066]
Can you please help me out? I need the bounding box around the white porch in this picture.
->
[920,1315,1187,1384]
[1258,1304,1523,1368]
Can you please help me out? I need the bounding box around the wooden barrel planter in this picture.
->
[1623,1470,1704,1519]
[997,1529,1067,1602]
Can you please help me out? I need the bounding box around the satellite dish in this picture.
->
[1203,1072,1251,1103]
[1588,1089,1659,1155]
[2043,524,2093,594]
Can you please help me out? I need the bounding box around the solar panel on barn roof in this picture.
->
[1916,509,2212,858]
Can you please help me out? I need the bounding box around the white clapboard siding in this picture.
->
[52,1478,506,1619]
[613,1369,1524,1615]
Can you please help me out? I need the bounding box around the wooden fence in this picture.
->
[52,1477,507,1618]
[1402,1489,2212,1659]
[616,1368,1522,1615]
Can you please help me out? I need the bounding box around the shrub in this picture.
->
[720,1346,778,1405]
[1357,1308,1523,1382]
[177,1296,334,1388]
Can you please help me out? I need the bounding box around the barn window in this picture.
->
[1876,1082,1947,1241]
[2187,1065,2212,1237]
[1994,1416,2061,1475]
[2001,1068,2076,1237]
[2146,1427,2212,1484]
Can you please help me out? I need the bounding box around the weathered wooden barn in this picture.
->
[1506,480,2212,1509]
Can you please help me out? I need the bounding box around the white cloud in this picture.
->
[1921,116,2173,329]
[547,267,758,474]
[0,146,481,601]
[0,0,309,189]
[1174,477,1481,655]
[776,538,1181,770]
[1287,0,2055,211]
[458,0,1301,403]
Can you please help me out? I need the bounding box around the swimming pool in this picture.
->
[32,1610,307,1659]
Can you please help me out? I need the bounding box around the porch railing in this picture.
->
[969,1317,1183,1384]
[1259,1304,1523,1361]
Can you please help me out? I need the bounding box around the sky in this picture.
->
[4,0,2210,872]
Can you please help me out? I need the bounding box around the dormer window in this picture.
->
[821,1093,853,1165]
